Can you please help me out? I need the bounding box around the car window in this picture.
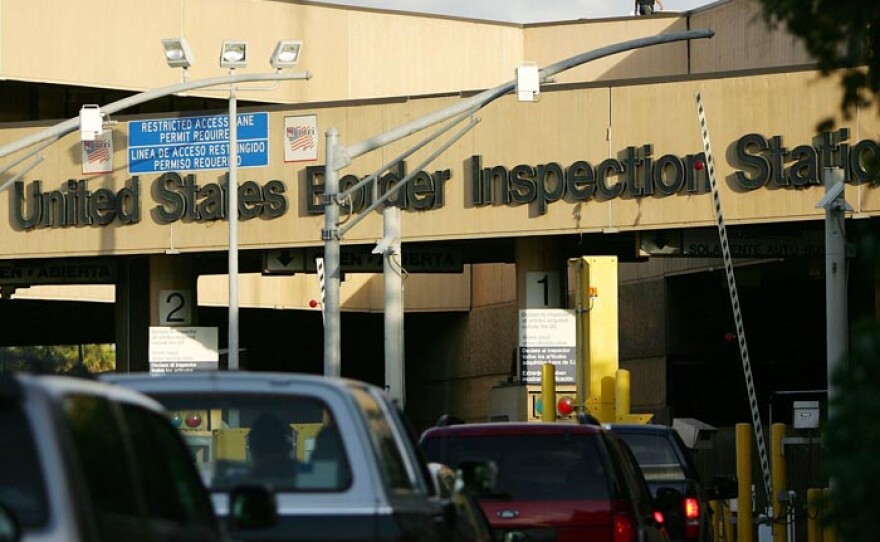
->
[121,404,218,540]
[61,394,147,540]
[616,432,686,481]
[155,393,351,492]
[0,402,49,528]
[350,387,416,492]
[608,435,657,516]
[422,433,610,500]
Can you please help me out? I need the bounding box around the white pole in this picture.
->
[383,205,404,405]
[824,167,847,418]
[323,129,341,377]
[228,81,239,370]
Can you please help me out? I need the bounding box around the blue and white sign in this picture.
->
[128,112,269,174]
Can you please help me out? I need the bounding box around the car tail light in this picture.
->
[653,510,665,525]
[684,497,700,538]
[612,500,637,542]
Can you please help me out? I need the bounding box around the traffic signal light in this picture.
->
[534,395,577,418]
[170,410,209,431]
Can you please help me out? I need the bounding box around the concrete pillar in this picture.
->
[515,237,565,403]
[115,256,150,373]
[148,254,199,327]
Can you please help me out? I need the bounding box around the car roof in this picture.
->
[422,422,604,439]
[104,370,368,391]
[605,423,673,435]
[3,371,166,413]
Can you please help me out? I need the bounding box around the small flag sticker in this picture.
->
[284,115,317,162]
[82,130,113,174]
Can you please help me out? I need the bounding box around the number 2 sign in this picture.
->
[158,289,193,326]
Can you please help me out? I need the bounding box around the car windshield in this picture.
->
[0,403,49,527]
[154,393,352,492]
[616,433,686,481]
[422,433,609,500]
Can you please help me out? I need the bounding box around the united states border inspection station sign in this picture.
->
[128,112,269,174]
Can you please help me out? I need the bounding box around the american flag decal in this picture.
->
[283,115,318,162]
[82,131,113,175]
[86,141,111,163]
[287,126,315,152]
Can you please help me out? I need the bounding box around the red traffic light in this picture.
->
[557,396,575,416]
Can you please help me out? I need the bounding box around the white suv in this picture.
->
[0,372,241,542]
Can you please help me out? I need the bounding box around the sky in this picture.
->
[315,0,719,23]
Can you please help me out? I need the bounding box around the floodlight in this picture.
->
[161,38,194,69]
[220,40,248,69]
[270,40,302,69]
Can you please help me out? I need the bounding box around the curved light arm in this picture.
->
[0,71,313,162]
[335,29,713,169]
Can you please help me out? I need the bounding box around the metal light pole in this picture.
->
[321,29,715,379]
[227,80,240,369]
[819,167,849,418]
[382,205,404,405]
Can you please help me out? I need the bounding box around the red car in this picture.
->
[420,422,670,542]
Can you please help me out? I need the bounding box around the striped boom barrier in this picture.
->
[695,91,772,502]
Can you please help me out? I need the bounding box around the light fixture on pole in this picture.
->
[161,38,195,69]
[221,40,246,370]
[270,40,302,69]
[220,40,248,69]
[160,38,306,372]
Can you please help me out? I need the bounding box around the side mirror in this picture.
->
[707,474,738,500]
[428,462,456,499]
[456,459,499,497]
[228,484,278,531]
[0,503,20,542]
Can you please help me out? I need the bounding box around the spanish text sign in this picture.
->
[128,112,269,174]
[518,309,577,384]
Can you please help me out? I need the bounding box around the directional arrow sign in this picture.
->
[263,249,305,274]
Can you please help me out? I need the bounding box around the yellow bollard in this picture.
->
[541,363,556,423]
[806,488,821,542]
[724,499,735,542]
[736,424,753,542]
[710,500,722,542]
[822,488,836,542]
[771,424,787,542]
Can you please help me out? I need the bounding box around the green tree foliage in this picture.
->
[823,317,880,542]
[0,345,115,374]
[758,0,879,129]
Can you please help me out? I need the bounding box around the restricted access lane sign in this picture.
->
[128,112,269,174]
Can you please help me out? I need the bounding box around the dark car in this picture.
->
[105,371,486,542]
[607,424,736,542]
[420,422,670,542]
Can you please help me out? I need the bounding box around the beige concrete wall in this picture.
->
[0,0,523,104]
[0,0,812,108]
[689,0,813,74]
[197,269,470,312]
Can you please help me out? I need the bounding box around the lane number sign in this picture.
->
[526,271,561,308]
[159,289,193,326]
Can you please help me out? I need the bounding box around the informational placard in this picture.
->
[518,309,576,384]
[149,326,219,375]
[128,112,269,174]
